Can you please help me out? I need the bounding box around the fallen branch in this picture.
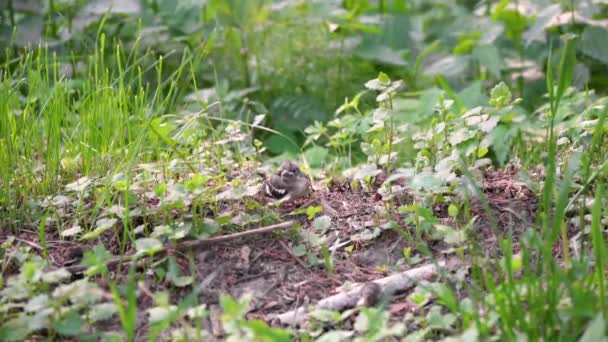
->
[65,220,296,274]
[275,258,463,326]
[176,220,296,249]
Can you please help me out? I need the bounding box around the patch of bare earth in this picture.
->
[472,168,538,254]
[0,168,539,338]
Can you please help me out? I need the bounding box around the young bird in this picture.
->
[263,161,310,205]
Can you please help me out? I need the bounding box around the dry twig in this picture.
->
[275,258,464,326]
[66,221,296,274]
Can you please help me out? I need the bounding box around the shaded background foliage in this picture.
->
[2,0,608,150]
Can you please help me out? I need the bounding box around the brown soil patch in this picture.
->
[0,168,539,338]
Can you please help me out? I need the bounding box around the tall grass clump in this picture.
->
[0,35,198,229]
[460,36,608,340]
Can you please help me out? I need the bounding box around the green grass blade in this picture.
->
[554,35,576,113]
[591,182,606,317]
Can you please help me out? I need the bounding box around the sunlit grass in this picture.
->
[0,39,203,230]
[454,36,608,340]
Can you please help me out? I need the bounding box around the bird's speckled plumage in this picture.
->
[264,174,288,198]
[263,161,309,203]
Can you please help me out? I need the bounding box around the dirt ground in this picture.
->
[0,167,540,338]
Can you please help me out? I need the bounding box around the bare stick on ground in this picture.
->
[66,220,297,274]
[275,258,463,326]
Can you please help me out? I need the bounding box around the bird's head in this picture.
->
[279,161,303,181]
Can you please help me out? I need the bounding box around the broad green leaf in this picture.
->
[81,245,112,276]
[25,294,49,312]
[292,244,307,257]
[427,305,457,330]
[147,306,177,324]
[112,180,128,192]
[53,279,102,304]
[200,219,220,237]
[477,146,489,158]
[89,303,118,322]
[22,261,41,282]
[0,316,33,341]
[220,294,251,319]
[264,134,299,155]
[458,81,487,108]
[134,238,163,255]
[152,225,171,238]
[321,243,333,273]
[186,305,208,319]
[54,311,84,336]
[409,172,447,193]
[149,118,175,145]
[489,82,512,107]
[317,331,353,342]
[365,78,387,90]
[378,72,391,84]
[580,26,608,66]
[426,55,469,79]
[313,215,331,232]
[65,176,92,192]
[492,125,517,166]
[270,96,329,131]
[171,276,194,287]
[354,307,388,332]
[523,4,561,45]
[28,310,51,334]
[185,174,210,192]
[12,15,44,47]
[479,116,499,133]
[362,13,412,49]
[41,268,71,284]
[80,218,117,241]
[306,205,323,220]
[304,122,327,148]
[61,224,82,237]
[434,224,466,244]
[303,146,329,168]
[580,314,607,342]
[448,204,459,218]
[473,45,503,78]
[353,164,382,180]
[448,128,475,146]
[171,222,191,240]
